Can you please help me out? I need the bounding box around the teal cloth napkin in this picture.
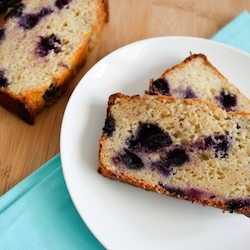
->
[0,10,250,250]
[0,155,104,250]
[211,10,250,53]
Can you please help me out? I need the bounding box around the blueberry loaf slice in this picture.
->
[0,0,108,124]
[99,93,250,216]
[149,54,250,112]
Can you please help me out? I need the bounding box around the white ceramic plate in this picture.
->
[60,36,250,250]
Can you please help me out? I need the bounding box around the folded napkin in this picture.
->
[0,155,104,249]
[1,10,250,250]
[211,10,250,53]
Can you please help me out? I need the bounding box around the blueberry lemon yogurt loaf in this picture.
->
[99,93,250,216]
[0,0,108,124]
[149,54,250,112]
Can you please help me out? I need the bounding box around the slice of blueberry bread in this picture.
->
[99,93,250,217]
[149,54,250,112]
[0,0,108,124]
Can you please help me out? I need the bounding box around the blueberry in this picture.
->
[151,148,189,176]
[150,78,171,95]
[113,149,144,170]
[182,87,197,98]
[0,1,11,14]
[196,136,215,150]
[43,84,58,102]
[226,198,250,213]
[159,183,185,196]
[18,7,52,29]
[19,13,39,29]
[55,0,72,9]
[213,135,231,158]
[151,161,172,176]
[36,34,61,57]
[146,133,173,150]
[185,188,205,199]
[1,1,23,17]
[0,70,9,88]
[160,184,216,201]
[0,28,5,44]
[127,123,172,151]
[195,134,231,158]
[166,148,189,166]
[40,7,53,18]
[103,115,116,137]
[216,90,237,111]
[176,86,197,98]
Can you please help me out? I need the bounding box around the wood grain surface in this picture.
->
[1,0,250,195]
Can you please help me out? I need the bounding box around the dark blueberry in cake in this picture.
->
[181,86,197,98]
[127,123,173,151]
[103,115,116,137]
[159,184,216,200]
[151,161,172,176]
[166,148,189,166]
[18,8,53,29]
[4,2,24,19]
[150,78,171,95]
[159,184,185,197]
[195,134,231,158]
[0,0,22,14]
[0,1,8,13]
[213,135,231,158]
[216,90,237,111]
[185,188,207,199]
[36,34,61,57]
[40,8,53,18]
[55,0,72,9]
[195,136,212,150]
[0,70,9,88]
[196,135,217,150]
[146,133,173,150]
[19,13,39,29]
[43,84,58,102]
[0,28,5,44]
[113,149,144,170]
[226,198,250,213]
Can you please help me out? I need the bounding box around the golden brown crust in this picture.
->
[160,53,228,82]
[102,0,109,22]
[0,89,35,124]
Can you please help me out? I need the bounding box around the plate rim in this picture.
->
[60,35,250,250]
